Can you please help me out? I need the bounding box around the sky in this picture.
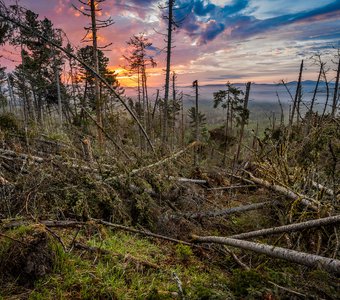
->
[1,0,340,87]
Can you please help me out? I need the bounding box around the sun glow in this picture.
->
[108,67,137,87]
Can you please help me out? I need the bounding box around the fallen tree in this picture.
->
[311,180,335,197]
[244,171,319,210]
[105,141,199,182]
[173,201,277,220]
[191,235,340,274]
[230,214,340,239]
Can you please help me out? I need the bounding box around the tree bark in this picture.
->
[235,82,251,165]
[192,235,340,274]
[193,80,199,166]
[163,0,174,144]
[246,171,319,210]
[332,54,340,118]
[290,60,303,127]
[90,0,103,146]
[230,215,340,239]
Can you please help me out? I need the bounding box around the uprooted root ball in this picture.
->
[0,226,55,288]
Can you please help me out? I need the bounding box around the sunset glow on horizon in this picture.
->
[1,0,340,88]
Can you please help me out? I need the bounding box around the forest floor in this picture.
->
[0,115,339,299]
[1,174,339,300]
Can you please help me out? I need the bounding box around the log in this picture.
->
[192,235,340,274]
[225,172,255,185]
[246,171,319,210]
[0,148,103,173]
[230,215,340,239]
[1,219,86,229]
[0,148,44,163]
[207,185,256,191]
[311,181,334,197]
[176,201,276,220]
[169,176,207,184]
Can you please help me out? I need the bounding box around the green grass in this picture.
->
[5,229,233,299]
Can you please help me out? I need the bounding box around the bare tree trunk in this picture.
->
[231,215,340,239]
[143,66,151,135]
[181,96,185,147]
[6,75,15,113]
[310,64,322,114]
[331,53,340,118]
[55,65,63,124]
[171,72,176,150]
[90,0,103,147]
[193,80,199,166]
[222,99,230,165]
[152,89,159,120]
[321,67,330,119]
[235,82,251,165]
[192,235,340,273]
[163,0,174,144]
[290,60,303,127]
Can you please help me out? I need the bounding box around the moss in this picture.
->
[175,244,193,263]
[230,269,267,297]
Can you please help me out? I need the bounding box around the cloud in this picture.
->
[208,74,244,80]
[231,0,340,39]
[170,0,340,45]
[197,20,225,44]
[172,0,250,44]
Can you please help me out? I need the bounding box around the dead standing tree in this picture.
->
[193,80,199,166]
[73,0,114,147]
[160,0,176,145]
[234,82,251,166]
[332,49,340,118]
[289,59,303,128]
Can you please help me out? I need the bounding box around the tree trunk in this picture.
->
[90,0,103,147]
[193,80,199,166]
[310,64,322,114]
[290,60,303,127]
[230,215,340,239]
[246,171,319,210]
[321,67,330,119]
[55,65,63,124]
[192,235,340,274]
[235,82,251,165]
[163,0,174,145]
[331,54,340,118]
